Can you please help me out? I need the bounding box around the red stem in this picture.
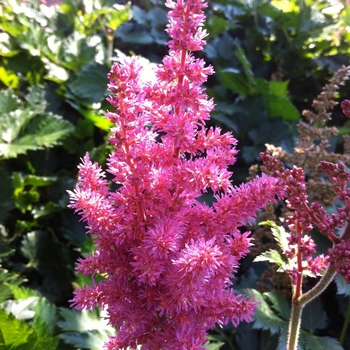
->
[294,219,303,300]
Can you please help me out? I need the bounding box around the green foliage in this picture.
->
[58,309,115,350]
[245,289,344,350]
[254,221,292,272]
[0,88,74,159]
[0,0,349,349]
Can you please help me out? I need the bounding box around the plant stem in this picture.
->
[339,298,350,345]
[287,265,337,350]
[298,265,337,305]
[287,300,303,350]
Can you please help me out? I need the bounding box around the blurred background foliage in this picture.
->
[0,0,350,349]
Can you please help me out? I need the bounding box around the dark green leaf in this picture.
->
[57,308,114,334]
[0,167,14,223]
[27,114,74,147]
[68,63,109,105]
[301,298,327,332]
[265,292,290,320]
[244,289,287,334]
[300,334,343,350]
[217,68,250,96]
[235,46,256,88]
[334,274,350,296]
[59,331,109,350]
[0,90,20,114]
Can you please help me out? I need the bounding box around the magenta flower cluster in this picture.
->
[261,151,350,288]
[341,99,350,117]
[68,0,281,349]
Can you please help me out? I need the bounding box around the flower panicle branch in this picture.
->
[261,90,350,348]
[68,0,282,349]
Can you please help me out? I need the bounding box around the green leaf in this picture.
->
[217,68,250,96]
[300,334,343,350]
[254,249,288,271]
[106,4,131,31]
[235,46,256,88]
[0,109,36,144]
[254,79,300,121]
[244,289,287,334]
[0,67,19,88]
[259,221,290,252]
[2,297,39,321]
[0,308,37,350]
[57,308,114,334]
[0,268,26,303]
[59,330,109,350]
[25,86,47,115]
[68,62,109,105]
[0,134,41,158]
[334,274,350,296]
[265,292,290,320]
[301,298,327,332]
[77,108,112,132]
[21,230,74,301]
[206,15,231,37]
[0,167,14,223]
[265,94,300,121]
[0,90,20,114]
[204,338,225,350]
[33,298,58,337]
[8,285,38,300]
[32,336,59,350]
[27,114,74,147]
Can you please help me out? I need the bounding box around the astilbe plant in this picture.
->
[259,66,350,350]
[68,0,282,349]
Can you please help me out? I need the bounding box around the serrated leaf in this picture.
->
[0,90,20,114]
[27,114,74,147]
[0,109,35,143]
[301,298,327,332]
[277,327,288,350]
[0,134,41,158]
[60,330,108,350]
[254,249,289,271]
[334,274,350,296]
[204,340,225,350]
[25,86,47,114]
[300,334,344,350]
[244,289,287,334]
[33,298,58,337]
[235,46,256,88]
[8,285,38,300]
[2,297,39,321]
[57,308,114,334]
[33,336,59,350]
[0,268,26,303]
[21,231,40,262]
[21,230,73,301]
[0,308,37,349]
[265,292,290,320]
[69,62,109,105]
[259,221,290,252]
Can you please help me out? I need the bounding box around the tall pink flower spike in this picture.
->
[68,1,282,349]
